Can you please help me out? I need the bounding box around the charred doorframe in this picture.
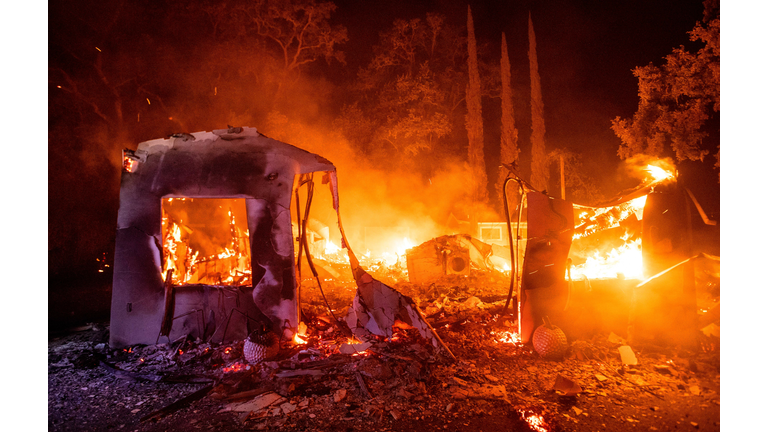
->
[109,128,336,348]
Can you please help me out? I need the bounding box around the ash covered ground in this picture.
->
[49,272,719,432]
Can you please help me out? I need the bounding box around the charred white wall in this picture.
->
[110,127,336,347]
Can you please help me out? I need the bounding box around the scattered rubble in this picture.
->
[49,275,720,431]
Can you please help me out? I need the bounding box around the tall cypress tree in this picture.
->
[498,32,520,204]
[466,5,488,203]
[528,12,549,191]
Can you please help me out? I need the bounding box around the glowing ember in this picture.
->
[293,333,308,344]
[123,157,138,173]
[224,347,232,354]
[522,412,549,432]
[222,362,248,373]
[493,330,522,345]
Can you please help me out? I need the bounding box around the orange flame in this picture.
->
[123,157,138,172]
[325,239,342,255]
[570,193,648,280]
[396,237,415,256]
[162,199,252,286]
[571,238,643,280]
[573,195,646,241]
[646,164,675,183]
[567,161,674,281]
[378,237,415,267]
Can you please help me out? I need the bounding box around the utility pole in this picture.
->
[560,155,565,199]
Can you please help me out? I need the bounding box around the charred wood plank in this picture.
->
[99,361,163,382]
[223,388,271,402]
[140,382,214,423]
[275,369,325,378]
[161,374,218,384]
[160,269,175,337]
[282,357,348,370]
[355,372,373,400]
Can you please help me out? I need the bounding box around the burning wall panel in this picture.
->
[633,187,697,347]
[110,128,336,347]
[510,162,702,346]
[519,192,574,343]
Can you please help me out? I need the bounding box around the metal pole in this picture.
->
[560,155,565,199]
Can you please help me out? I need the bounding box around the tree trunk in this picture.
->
[465,6,488,204]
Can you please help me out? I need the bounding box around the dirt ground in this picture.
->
[48,272,720,432]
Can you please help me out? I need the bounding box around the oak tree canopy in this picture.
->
[611,2,719,166]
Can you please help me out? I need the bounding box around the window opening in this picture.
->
[161,198,251,286]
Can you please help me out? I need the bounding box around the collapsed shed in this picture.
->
[110,127,450,356]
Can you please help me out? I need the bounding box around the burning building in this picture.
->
[507,161,715,348]
[110,126,449,354]
[110,127,336,347]
[110,123,713,358]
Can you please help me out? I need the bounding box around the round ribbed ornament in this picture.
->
[243,331,280,363]
[532,316,568,359]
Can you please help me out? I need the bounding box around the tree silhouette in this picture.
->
[612,2,719,166]
[341,10,500,171]
[466,5,488,203]
[347,13,470,161]
[498,32,520,204]
[546,149,603,204]
[232,0,348,97]
[48,0,179,273]
[528,13,549,192]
